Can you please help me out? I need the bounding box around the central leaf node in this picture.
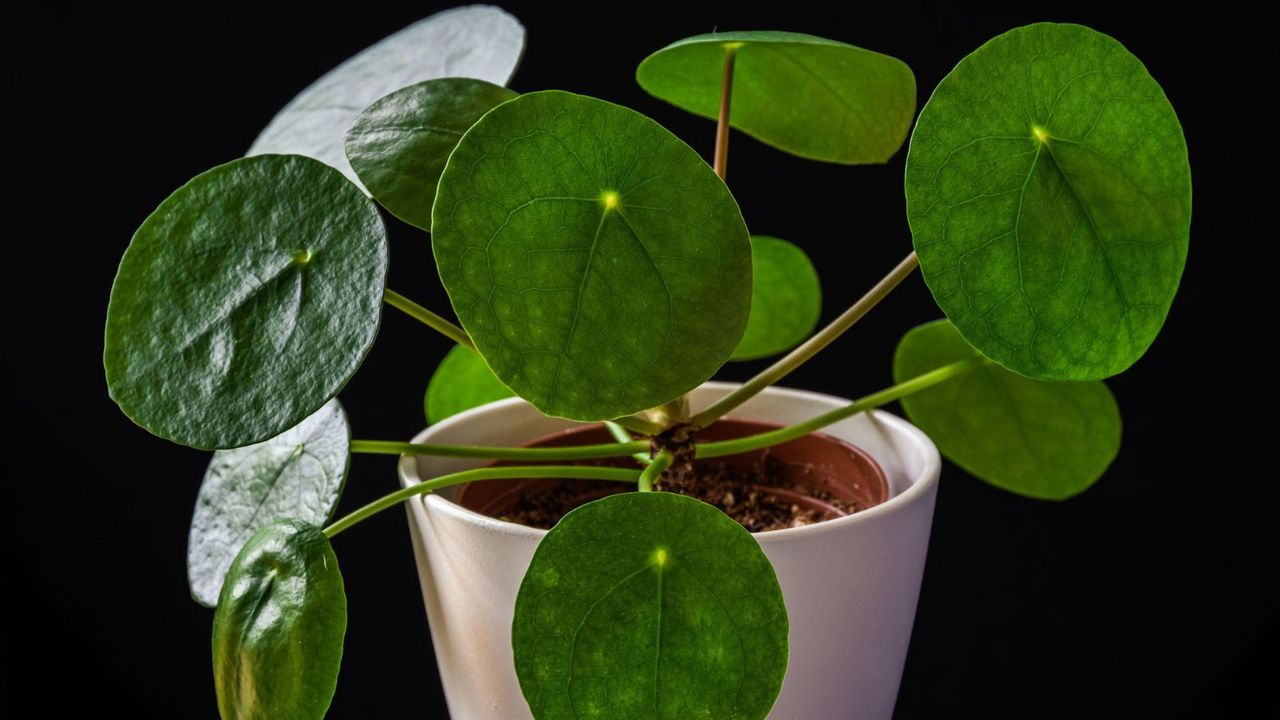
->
[600,190,620,210]
[1031,124,1050,144]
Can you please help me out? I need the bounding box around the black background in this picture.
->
[3,1,1276,717]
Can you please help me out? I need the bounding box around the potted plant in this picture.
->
[103,6,1190,719]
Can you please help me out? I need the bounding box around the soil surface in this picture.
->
[492,452,866,532]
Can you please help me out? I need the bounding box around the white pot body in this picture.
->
[399,382,941,720]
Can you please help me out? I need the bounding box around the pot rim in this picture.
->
[398,381,940,543]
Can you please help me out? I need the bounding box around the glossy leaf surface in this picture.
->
[895,319,1121,499]
[432,90,752,421]
[188,400,350,607]
[513,492,788,719]
[105,155,387,449]
[346,78,518,229]
[212,519,346,720]
[905,23,1191,381]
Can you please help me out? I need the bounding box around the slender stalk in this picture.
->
[713,46,738,180]
[384,288,473,348]
[604,421,635,445]
[638,449,675,493]
[690,252,921,428]
[350,438,650,461]
[605,421,653,465]
[324,465,640,538]
[695,358,979,459]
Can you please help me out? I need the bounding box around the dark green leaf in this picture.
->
[732,236,821,361]
[514,492,788,719]
[212,519,346,720]
[188,400,350,607]
[636,31,915,164]
[432,90,753,421]
[248,6,524,188]
[894,319,1121,500]
[424,344,516,423]
[905,23,1191,381]
[105,155,387,449]
[346,78,518,230]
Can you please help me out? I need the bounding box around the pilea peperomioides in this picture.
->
[104,7,1189,719]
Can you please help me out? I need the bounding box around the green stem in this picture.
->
[605,422,652,465]
[689,251,920,429]
[324,465,641,538]
[384,288,473,348]
[638,449,675,493]
[695,358,979,459]
[350,438,650,461]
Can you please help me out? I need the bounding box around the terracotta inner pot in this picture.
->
[454,418,891,527]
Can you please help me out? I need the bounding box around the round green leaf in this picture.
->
[424,344,516,424]
[905,23,1191,381]
[248,5,525,188]
[432,90,753,421]
[346,78,518,230]
[636,31,915,164]
[894,319,1121,500]
[513,492,788,719]
[188,400,350,608]
[105,154,388,450]
[213,519,346,720]
[732,236,821,361]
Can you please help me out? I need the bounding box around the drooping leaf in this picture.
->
[732,235,821,361]
[894,319,1121,500]
[248,6,525,188]
[188,400,350,608]
[212,519,346,720]
[105,155,387,450]
[432,90,753,421]
[905,23,1191,381]
[346,78,518,230]
[424,344,516,423]
[513,492,788,719]
[636,31,915,164]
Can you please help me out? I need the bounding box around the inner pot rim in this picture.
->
[399,382,941,543]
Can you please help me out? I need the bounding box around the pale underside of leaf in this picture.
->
[248,5,525,189]
[188,399,350,607]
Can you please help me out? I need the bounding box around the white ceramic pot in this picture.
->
[398,382,941,720]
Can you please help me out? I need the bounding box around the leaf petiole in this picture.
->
[604,421,653,465]
[638,449,675,492]
[713,45,738,180]
[695,357,979,459]
[690,251,920,428]
[383,288,473,348]
[350,439,650,461]
[323,466,641,538]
